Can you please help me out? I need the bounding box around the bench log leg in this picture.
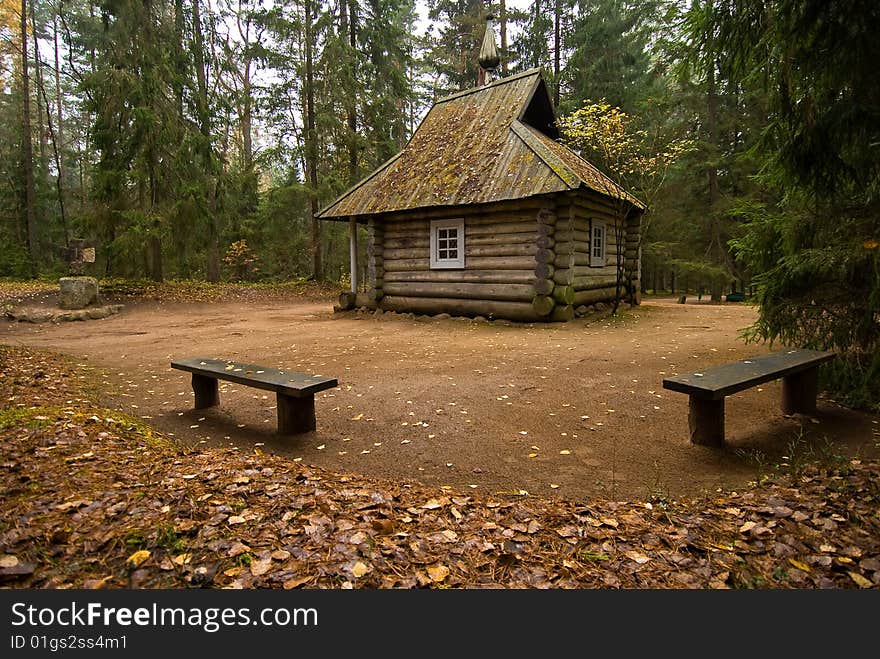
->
[277,393,316,434]
[688,396,724,446]
[782,367,818,415]
[192,374,219,409]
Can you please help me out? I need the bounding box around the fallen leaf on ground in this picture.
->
[84,576,113,589]
[283,575,313,589]
[426,564,449,583]
[848,571,872,588]
[127,550,151,568]
[789,558,810,573]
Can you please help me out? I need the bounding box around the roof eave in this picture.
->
[316,152,405,220]
[512,121,645,209]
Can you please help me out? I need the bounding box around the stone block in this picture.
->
[22,310,54,323]
[59,277,99,309]
[338,291,357,310]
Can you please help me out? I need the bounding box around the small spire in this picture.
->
[478,13,500,84]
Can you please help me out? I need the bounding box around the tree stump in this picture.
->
[338,291,357,310]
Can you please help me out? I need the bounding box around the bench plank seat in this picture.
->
[663,349,836,400]
[662,348,835,446]
[171,357,338,435]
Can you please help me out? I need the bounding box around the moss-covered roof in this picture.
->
[318,69,643,220]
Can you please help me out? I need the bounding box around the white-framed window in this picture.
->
[430,218,465,269]
[590,219,606,267]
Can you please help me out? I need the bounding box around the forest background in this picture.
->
[1,0,877,408]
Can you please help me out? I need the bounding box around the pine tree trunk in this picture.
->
[553,0,561,107]
[150,236,163,281]
[343,0,358,186]
[532,0,540,69]
[148,165,162,282]
[173,0,185,117]
[706,53,724,302]
[53,15,67,245]
[500,0,507,72]
[706,58,720,207]
[33,13,68,248]
[21,0,38,275]
[241,74,253,173]
[31,6,48,199]
[192,0,220,282]
[304,0,322,281]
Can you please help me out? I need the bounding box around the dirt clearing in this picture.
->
[3,292,878,503]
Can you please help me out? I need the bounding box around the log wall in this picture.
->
[550,190,640,311]
[373,199,546,320]
[363,192,640,321]
[367,218,384,303]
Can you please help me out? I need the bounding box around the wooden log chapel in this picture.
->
[318,30,643,322]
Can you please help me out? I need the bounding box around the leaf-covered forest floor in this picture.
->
[0,278,341,309]
[1,345,879,589]
[1,281,879,588]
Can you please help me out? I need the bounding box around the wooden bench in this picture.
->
[662,348,835,446]
[171,358,338,434]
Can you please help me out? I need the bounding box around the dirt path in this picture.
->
[3,295,877,502]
